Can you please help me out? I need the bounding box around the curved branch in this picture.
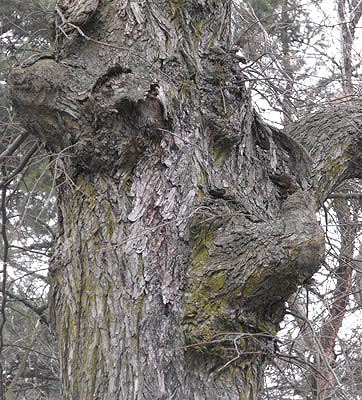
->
[184,191,325,343]
[285,108,362,202]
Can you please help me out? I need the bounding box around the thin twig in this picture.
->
[0,142,40,189]
[0,131,29,164]
[0,165,8,400]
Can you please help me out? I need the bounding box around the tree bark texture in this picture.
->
[7,1,362,399]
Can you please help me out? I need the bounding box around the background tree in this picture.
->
[234,0,326,123]
[0,1,60,399]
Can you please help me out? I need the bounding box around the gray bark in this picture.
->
[6,1,362,399]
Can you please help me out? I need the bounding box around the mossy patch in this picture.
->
[212,136,233,169]
[183,220,242,348]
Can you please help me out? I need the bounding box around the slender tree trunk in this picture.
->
[336,0,362,97]
[310,199,356,400]
[337,0,354,96]
[280,0,295,125]
[7,1,362,399]
[290,197,358,400]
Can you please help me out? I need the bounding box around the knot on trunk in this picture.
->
[182,191,324,358]
[7,59,83,150]
[8,59,171,172]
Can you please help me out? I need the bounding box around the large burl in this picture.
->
[183,189,325,346]
[8,58,169,172]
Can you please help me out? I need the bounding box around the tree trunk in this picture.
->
[7,1,362,399]
[314,199,355,400]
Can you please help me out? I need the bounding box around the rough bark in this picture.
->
[6,1,362,399]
